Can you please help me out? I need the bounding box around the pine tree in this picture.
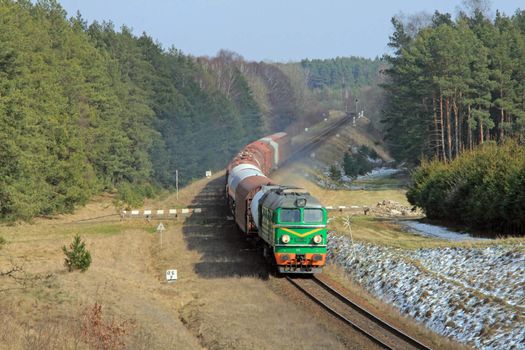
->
[63,234,92,272]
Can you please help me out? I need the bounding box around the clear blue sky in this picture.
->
[58,0,523,61]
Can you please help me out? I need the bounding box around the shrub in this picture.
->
[63,235,92,272]
[113,182,159,210]
[0,236,5,249]
[408,140,525,235]
[343,151,374,178]
[329,164,341,181]
[358,145,379,159]
[81,302,132,350]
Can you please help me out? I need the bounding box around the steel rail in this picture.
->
[312,276,432,350]
[285,276,394,350]
[290,116,351,158]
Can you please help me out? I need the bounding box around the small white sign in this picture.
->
[144,209,152,216]
[157,223,166,232]
[205,170,212,178]
[169,209,177,215]
[166,269,177,282]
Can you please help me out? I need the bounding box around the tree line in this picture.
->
[0,0,381,220]
[301,57,383,90]
[382,8,525,163]
[0,0,263,219]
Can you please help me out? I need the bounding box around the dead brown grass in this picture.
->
[0,201,202,349]
[329,214,525,249]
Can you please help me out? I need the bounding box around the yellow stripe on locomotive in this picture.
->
[257,187,327,274]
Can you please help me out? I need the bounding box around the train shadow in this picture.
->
[182,176,270,279]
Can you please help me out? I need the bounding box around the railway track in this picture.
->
[285,275,432,350]
[289,115,351,160]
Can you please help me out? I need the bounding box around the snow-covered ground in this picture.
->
[327,233,525,349]
[401,221,488,241]
[340,167,401,183]
[356,167,402,180]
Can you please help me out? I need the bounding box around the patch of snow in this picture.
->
[356,167,401,180]
[366,155,383,164]
[401,221,487,241]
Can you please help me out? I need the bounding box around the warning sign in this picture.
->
[165,269,177,282]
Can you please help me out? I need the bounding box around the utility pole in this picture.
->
[176,170,179,201]
[354,98,359,126]
[341,77,348,115]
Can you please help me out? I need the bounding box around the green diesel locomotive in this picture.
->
[226,132,327,274]
[252,186,327,273]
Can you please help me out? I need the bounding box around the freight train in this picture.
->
[226,133,327,273]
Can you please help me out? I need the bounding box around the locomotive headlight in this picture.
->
[281,234,291,244]
[313,235,322,244]
[295,197,307,207]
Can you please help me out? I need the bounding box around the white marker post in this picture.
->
[157,222,166,248]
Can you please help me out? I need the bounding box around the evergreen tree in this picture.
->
[382,8,525,164]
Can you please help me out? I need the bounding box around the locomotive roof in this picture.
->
[262,187,324,210]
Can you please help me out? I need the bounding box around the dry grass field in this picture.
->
[0,173,363,350]
[0,206,201,349]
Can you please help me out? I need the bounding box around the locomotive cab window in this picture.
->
[279,209,301,222]
[303,209,324,223]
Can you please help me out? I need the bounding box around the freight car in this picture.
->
[226,133,327,273]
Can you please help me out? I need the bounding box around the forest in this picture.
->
[385,7,525,235]
[0,0,381,220]
[382,8,525,163]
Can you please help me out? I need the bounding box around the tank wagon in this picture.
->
[226,133,327,273]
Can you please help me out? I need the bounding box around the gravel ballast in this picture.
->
[327,233,525,350]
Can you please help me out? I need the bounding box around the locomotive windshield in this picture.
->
[280,209,301,222]
[303,209,324,223]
